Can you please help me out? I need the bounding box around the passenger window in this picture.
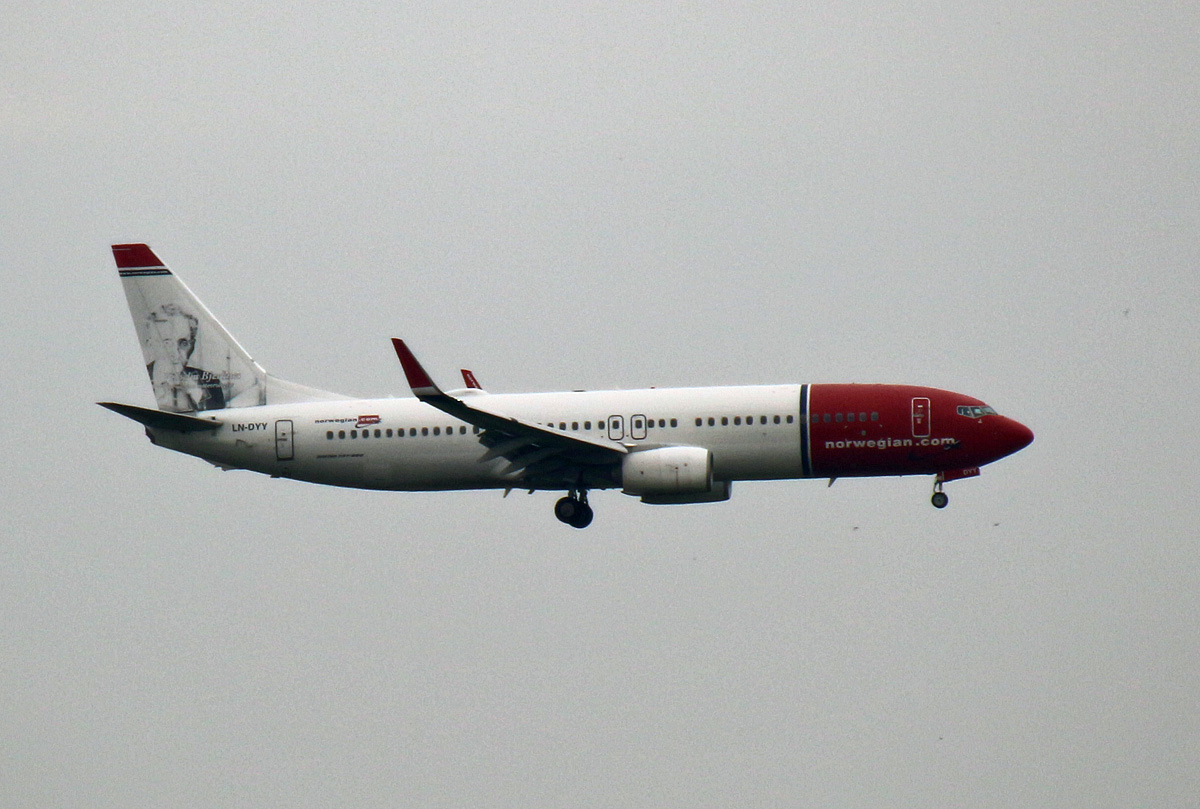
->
[572,422,579,430]
[847,413,855,422]
[775,415,782,424]
[351,430,358,438]
[421,427,428,436]
[338,430,345,439]
[823,414,831,423]
[721,417,729,426]
[871,412,879,421]
[433,427,440,436]
[859,413,867,423]
[670,418,678,428]
[786,415,794,424]
[734,416,741,426]
[386,429,393,437]
[375,429,382,437]
[326,431,333,440]
[708,417,715,426]
[696,417,703,426]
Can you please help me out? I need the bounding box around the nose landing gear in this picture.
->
[554,489,593,528]
[931,476,949,509]
[930,467,979,508]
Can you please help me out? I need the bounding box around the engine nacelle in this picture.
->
[640,480,731,505]
[621,446,713,497]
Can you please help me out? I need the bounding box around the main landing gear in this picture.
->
[555,489,593,529]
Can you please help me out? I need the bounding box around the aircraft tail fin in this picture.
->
[112,244,347,413]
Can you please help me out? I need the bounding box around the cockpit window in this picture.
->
[957,404,998,418]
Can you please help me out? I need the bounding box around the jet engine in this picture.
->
[621,446,713,497]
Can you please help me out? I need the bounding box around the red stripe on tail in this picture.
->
[112,243,166,269]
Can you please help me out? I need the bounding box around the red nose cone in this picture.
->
[1004,418,1034,456]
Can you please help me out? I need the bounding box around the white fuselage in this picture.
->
[152,385,805,491]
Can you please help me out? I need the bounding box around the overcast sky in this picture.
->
[3,2,1198,807]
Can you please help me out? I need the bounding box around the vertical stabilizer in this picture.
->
[114,244,268,412]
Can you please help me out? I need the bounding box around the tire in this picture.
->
[569,503,594,529]
[554,496,578,523]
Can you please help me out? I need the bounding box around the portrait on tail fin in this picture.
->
[115,243,267,412]
[143,303,226,412]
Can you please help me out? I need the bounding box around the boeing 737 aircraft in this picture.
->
[101,244,1033,528]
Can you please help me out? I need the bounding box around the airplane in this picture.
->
[100,243,1034,528]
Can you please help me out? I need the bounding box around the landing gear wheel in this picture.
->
[569,503,594,529]
[555,490,594,528]
[931,491,949,509]
[555,496,580,524]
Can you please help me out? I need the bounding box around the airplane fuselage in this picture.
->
[149,383,1031,494]
[104,243,1033,526]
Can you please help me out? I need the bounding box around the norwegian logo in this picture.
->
[356,414,381,428]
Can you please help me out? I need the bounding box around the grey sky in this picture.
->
[3,2,1198,806]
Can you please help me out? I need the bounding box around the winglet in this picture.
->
[461,369,482,390]
[391,339,442,397]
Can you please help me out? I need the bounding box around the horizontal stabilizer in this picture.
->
[98,401,223,432]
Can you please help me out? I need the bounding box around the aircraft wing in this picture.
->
[391,339,625,485]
